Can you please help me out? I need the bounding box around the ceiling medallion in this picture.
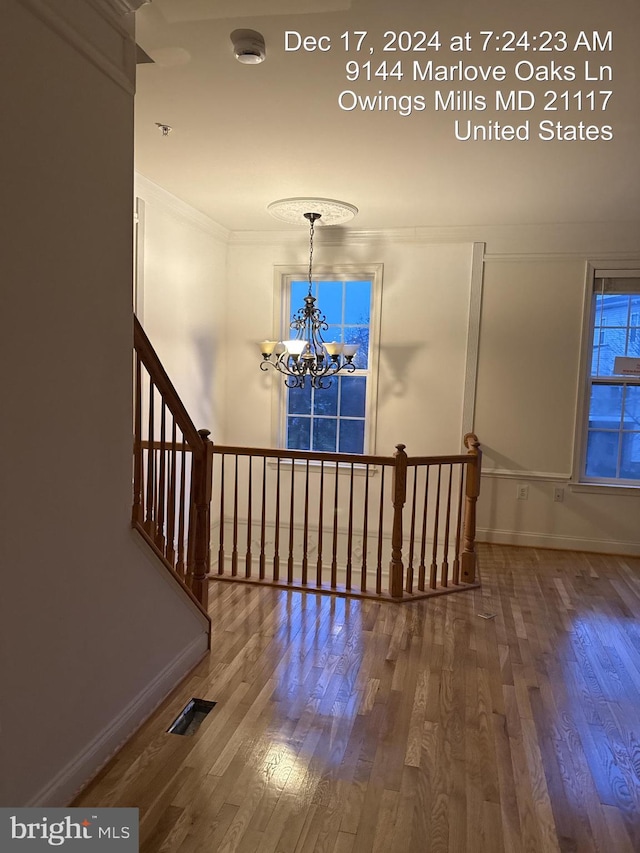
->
[267,197,358,226]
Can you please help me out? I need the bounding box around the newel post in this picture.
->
[389,443,408,598]
[192,429,214,611]
[461,433,482,583]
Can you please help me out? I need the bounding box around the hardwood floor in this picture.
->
[74,544,640,852]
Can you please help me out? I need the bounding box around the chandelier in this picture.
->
[259,206,359,389]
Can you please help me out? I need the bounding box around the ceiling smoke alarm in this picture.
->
[231,29,266,65]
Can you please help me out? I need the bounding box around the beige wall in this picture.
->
[1,1,208,807]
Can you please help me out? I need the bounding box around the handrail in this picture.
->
[212,443,396,466]
[212,442,472,468]
[132,316,213,617]
[134,317,203,449]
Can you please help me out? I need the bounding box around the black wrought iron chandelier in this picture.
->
[259,210,359,389]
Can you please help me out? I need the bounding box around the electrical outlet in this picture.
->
[553,487,564,503]
[516,484,529,500]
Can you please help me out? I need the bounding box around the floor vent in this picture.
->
[167,698,216,736]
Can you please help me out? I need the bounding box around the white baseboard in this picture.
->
[27,633,208,807]
[477,527,640,557]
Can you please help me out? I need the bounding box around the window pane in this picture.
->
[340,376,367,418]
[317,281,343,325]
[288,417,310,450]
[313,418,337,452]
[585,430,619,478]
[600,294,629,327]
[344,326,369,369]
[290,280,311,313]
[345,281,371,324]
[620,433,640,480]
[288,383,311,415]
[594,327,625,376]
[313,381,338,415]
[624,386,640,430]
[594,294,604,329]
[339,419,365,454]
[588,385,622,429]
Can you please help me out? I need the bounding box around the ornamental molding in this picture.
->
[21,0,137,94]
[103,0,151,14]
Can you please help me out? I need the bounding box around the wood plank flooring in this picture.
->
[74,544,640,852]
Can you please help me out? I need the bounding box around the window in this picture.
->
[581,272,640,484]
[276,269,382,455]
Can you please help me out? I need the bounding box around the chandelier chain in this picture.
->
[258,209,359,389]
[307,217,315,295]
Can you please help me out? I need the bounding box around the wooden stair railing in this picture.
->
[132,317,213,618]
[209,434,482,602]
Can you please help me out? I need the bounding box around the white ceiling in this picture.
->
[134,0,640,232]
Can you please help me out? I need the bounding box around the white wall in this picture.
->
[1,1,208,807]
[134,175,228,439]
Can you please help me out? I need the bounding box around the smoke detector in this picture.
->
[231,29,266,65]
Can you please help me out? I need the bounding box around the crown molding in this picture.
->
[104,0,150,12]
[228,226,481,247]
[135,173,231,243]
[227,221,640,254]
[21,0,136,94]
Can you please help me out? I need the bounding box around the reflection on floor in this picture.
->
[74,544,640,853]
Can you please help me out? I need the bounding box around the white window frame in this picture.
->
[270,264,383,455]
[572,262,640,492]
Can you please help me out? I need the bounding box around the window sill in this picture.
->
[268,457,379,476]
[569,481,640,496]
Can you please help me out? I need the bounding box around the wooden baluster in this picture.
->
[245,456,252,578]
[259,457,267,580]
[316,461,324,587]
[288,458,295,584]
[452,463,464,585]
[186,476,197,589]
[156,401,167,551]
[273,458,281,582]
[389,444,407,599]
[346,463,354,590]
[360,464,370,593]
[376,467,385,596]
[302,459,310,586]
[418,467,430,591]
[191,429,213,610]
[430,465,442,589]
[132,353,143,525]
[144,381,155,536]
[231,455,239,576]
[331,464,339,588]
[176,438,187,578]
[217,454,225,574]
[461,433,482,583]
[407,465,418,593]
[165,418,177,568]
[441,464,453,587]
